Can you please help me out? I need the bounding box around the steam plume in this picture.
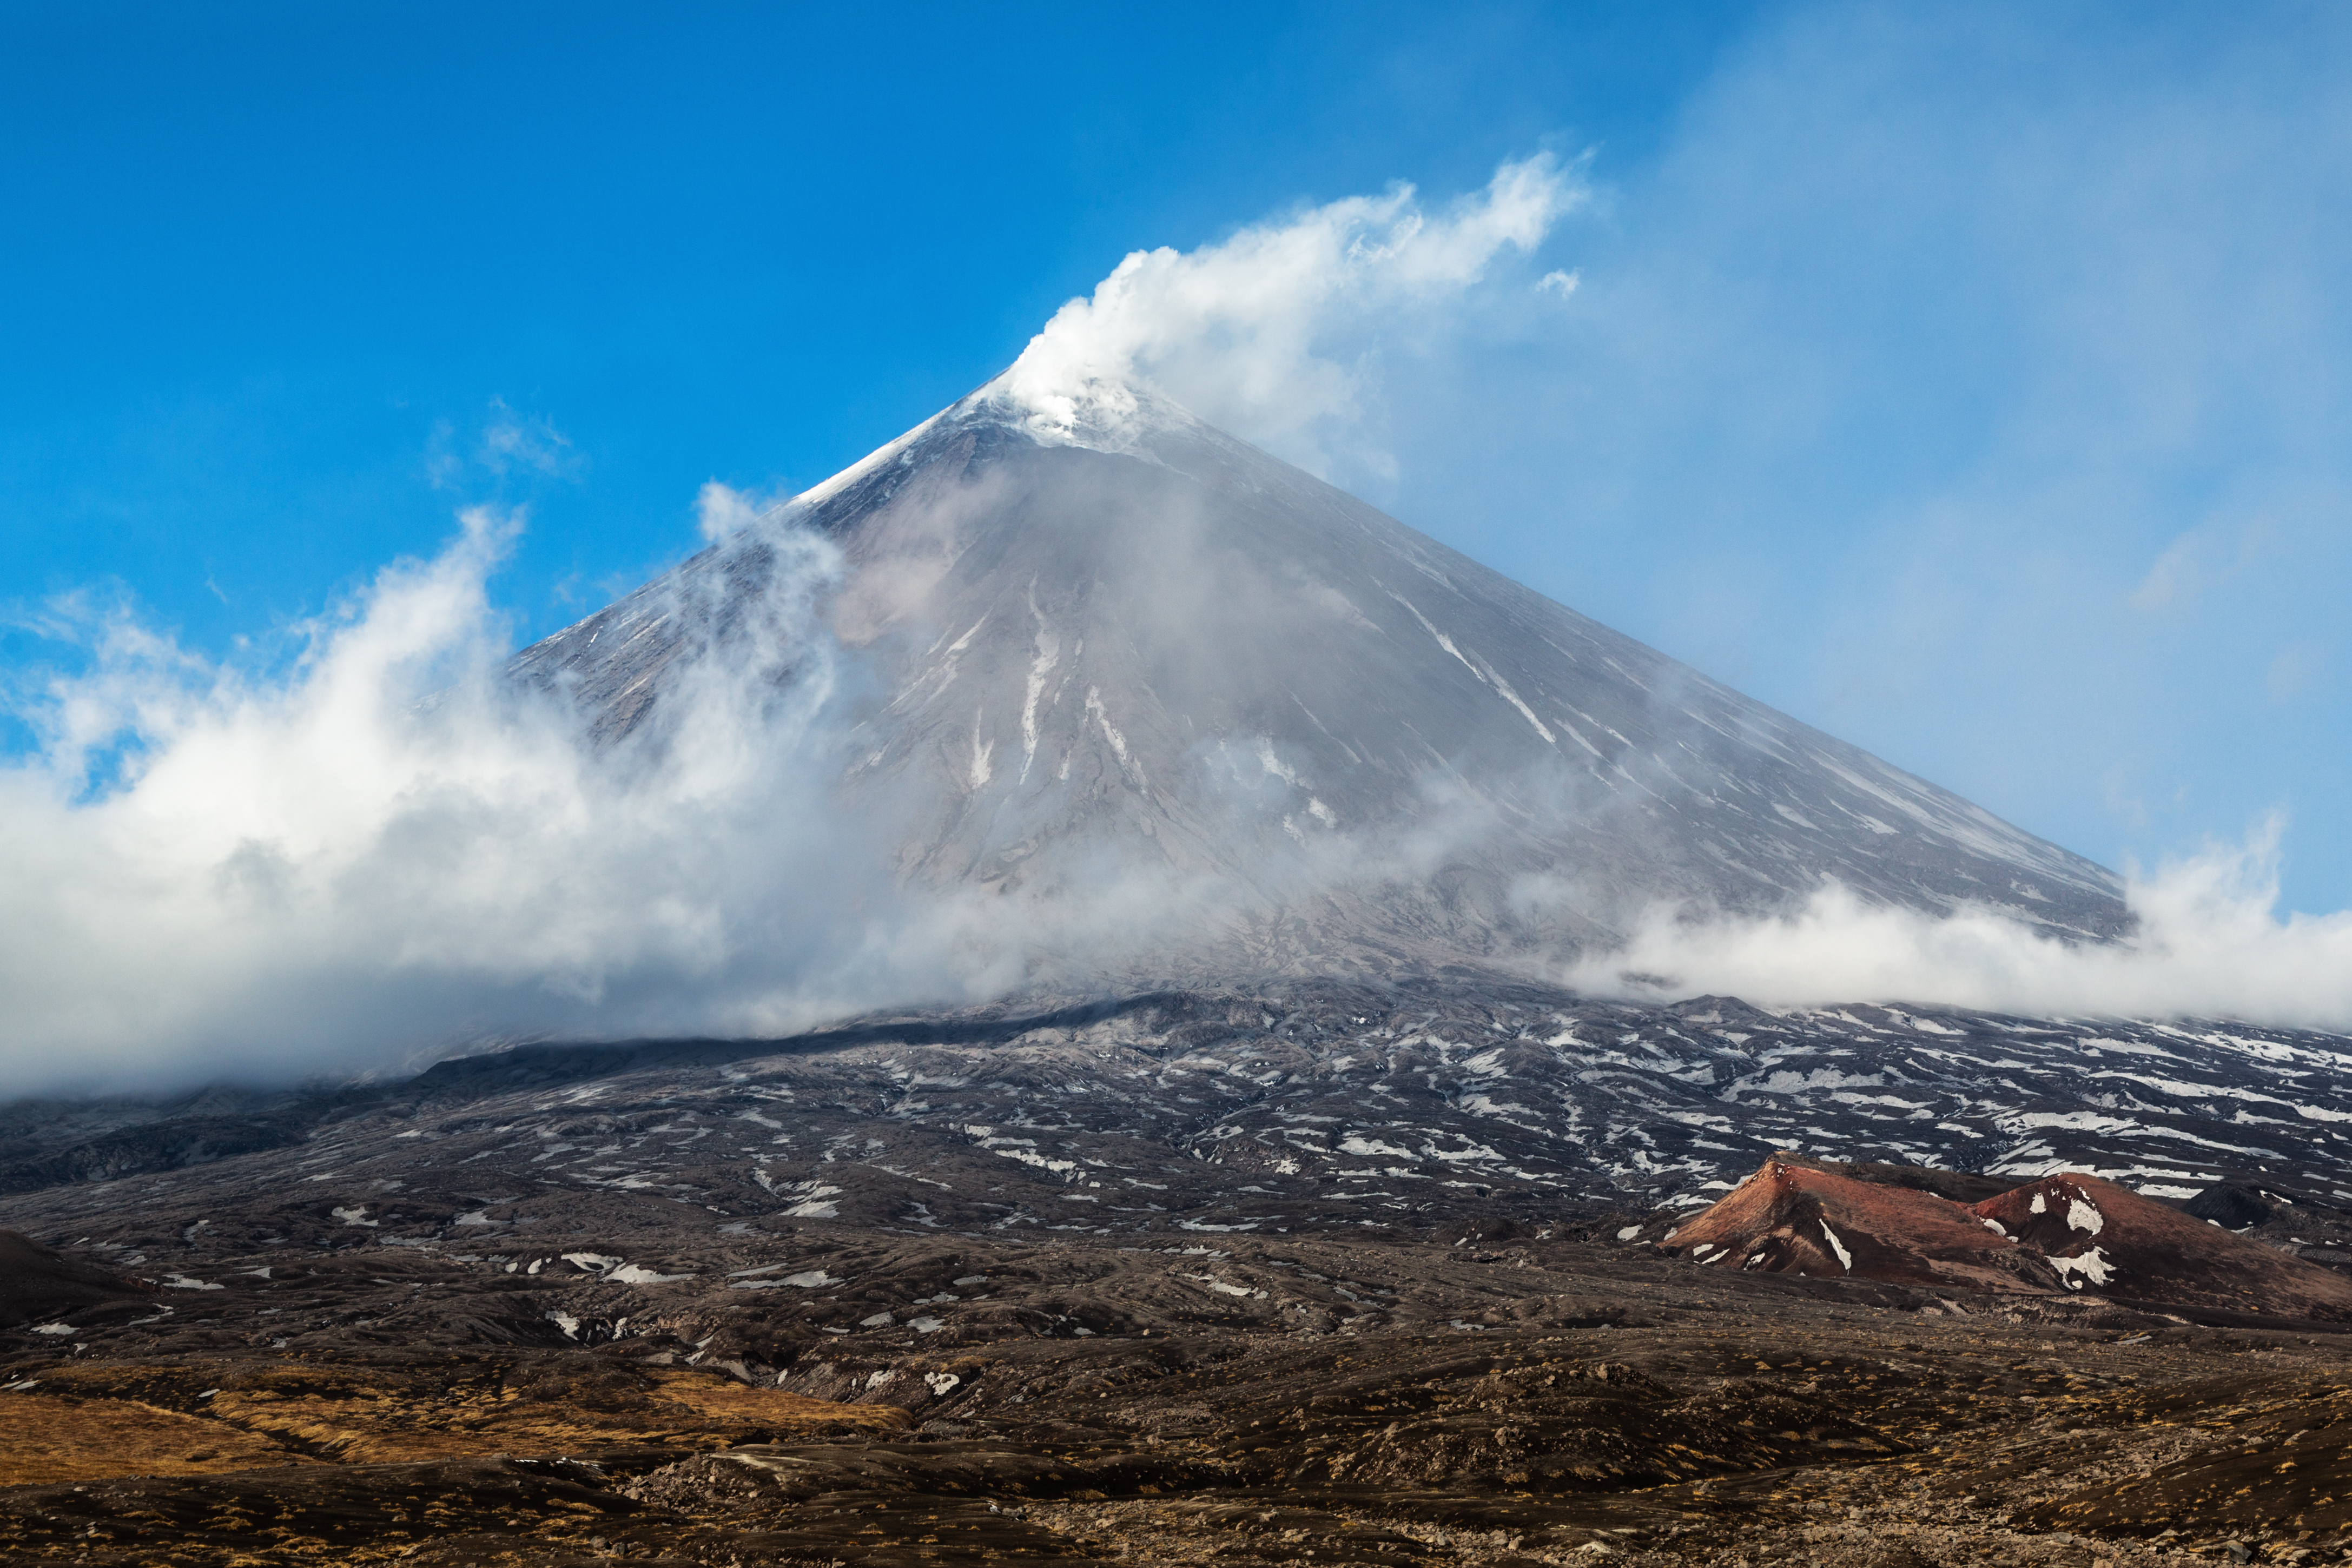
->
[1001,153,1585,478]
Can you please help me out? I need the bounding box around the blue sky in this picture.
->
[4,0,2347,914]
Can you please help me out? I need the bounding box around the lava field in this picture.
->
[9,981,2352,1565]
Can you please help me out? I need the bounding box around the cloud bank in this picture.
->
[1561,821,2352,1028]
[0,157,1602,1097]
[9,486,2347,1105]
[0,510,993,1094]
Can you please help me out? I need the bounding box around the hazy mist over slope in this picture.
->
[522,372,2126,949]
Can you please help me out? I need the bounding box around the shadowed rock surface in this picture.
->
[0,1230,153,1329]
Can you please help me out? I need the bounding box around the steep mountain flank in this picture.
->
[514,378,2126,976]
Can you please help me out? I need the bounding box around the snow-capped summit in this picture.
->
[516,379,2127,980]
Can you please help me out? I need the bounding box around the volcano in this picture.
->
[514,376,2125,976]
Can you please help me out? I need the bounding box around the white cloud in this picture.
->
[8,489,2351,1097]
[0,510,996,1094]
[999,152,1587,477]
[425,401,586,491]
[696,480,773,542]
[2128,519,2274,613]
[1559,817,2352,1030]
[0,498,1324,1096]
[479,399,583,480]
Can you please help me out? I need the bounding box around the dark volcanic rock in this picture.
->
[2184,1178,2297,1231]
[7,985,2352,1240]
[6,1196,2352,1564]
[0,1228,151,1328]
[0,1455,642,1562]
[0,1114,306,1194]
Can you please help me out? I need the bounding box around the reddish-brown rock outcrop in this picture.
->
[1667,1156,2352,1321]
[1971,1171,2352,1320]
[1664,1155,2061,1294]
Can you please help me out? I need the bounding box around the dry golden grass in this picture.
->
[208,1377,906,1464]
[0,1393,309,1486]
[642,1366,909,1428]
[0,1358,908,1482]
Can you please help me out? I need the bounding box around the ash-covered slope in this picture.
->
[516,377,2124,972]
[16,984,2352,1257]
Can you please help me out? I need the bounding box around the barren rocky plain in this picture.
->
[10,980,2352,1567]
